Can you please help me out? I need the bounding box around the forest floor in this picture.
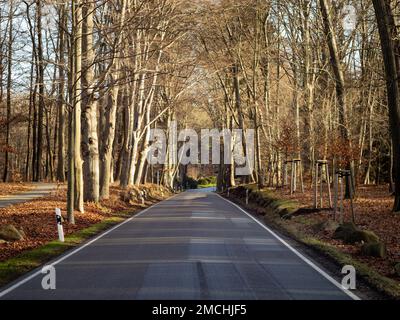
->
[0,184,171,263]
[272,184,400,284]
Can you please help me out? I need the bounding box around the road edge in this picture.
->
[0,193,180,298]
[216,193,361,301]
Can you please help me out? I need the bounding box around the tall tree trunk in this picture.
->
[372,0,400,212]
[35,0,45,181]
[82,0,100,202]
[99,0,127,198]
[73,0,84,212]
[100,84,119,199]
[319,0,350,146]
[3,0,13,182]
[56,3,67,182]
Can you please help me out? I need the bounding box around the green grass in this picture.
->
[198,183,217,189]
[0,215,129,288]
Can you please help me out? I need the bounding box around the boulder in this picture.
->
[394,263,400,277]
[343,230,376,245]
[18,227,26,238]
[333,223,380,244]
[280,207,300,220]
[120,187,141,204]
[0,225,24,241]
[333,222,358,240]
[358,230,380,244]
[313,220,340,233]
[361,242,386,258]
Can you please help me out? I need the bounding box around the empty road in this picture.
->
[0,183,58,208]
[0,189,358,300]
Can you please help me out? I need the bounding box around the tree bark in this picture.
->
[73,0,84,212]
[372,0,400,212]
[35,0,45,182]
[3,0,13,182]
[82,0,100,202]
[56,3,67,182]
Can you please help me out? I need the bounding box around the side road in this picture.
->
[0,183,58,208]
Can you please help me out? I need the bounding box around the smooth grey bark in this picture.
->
[82,0,100,202]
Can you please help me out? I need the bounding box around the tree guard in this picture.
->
[334,169,356,223]
[314,160,332,209]
[283,159,304,195]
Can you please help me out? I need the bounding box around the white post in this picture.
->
[55,208,64,242]
[141,191,145,205]
[334,172,338,221]
[340,177,344,224]
[314,163,319,208]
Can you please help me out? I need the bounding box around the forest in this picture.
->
[1,0,399,215]
[0,0,400,300]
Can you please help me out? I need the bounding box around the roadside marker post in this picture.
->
[314,160,333,209]
[55,208,64,242]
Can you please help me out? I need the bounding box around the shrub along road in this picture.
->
[0,189,359,300]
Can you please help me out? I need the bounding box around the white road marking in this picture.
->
[0,194,180,298]
[216,193,361,301]
[1,190,361,300]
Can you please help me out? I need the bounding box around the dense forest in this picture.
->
[0,0,399,223]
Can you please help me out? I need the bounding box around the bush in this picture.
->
[197,176,217,187]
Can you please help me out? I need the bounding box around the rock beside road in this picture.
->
[0,224,25,241]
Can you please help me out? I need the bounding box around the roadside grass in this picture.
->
[0,215,130,288]
[198,183,217,189]
[223,185,400,300]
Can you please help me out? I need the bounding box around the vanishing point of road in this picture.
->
[0,188,359,300]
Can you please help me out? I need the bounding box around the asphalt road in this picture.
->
[0,189,358,300]
[0,183,58,208]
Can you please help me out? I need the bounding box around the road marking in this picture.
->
[216,193,361,301]
[1,190,361,300]
[0,193,180,298]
